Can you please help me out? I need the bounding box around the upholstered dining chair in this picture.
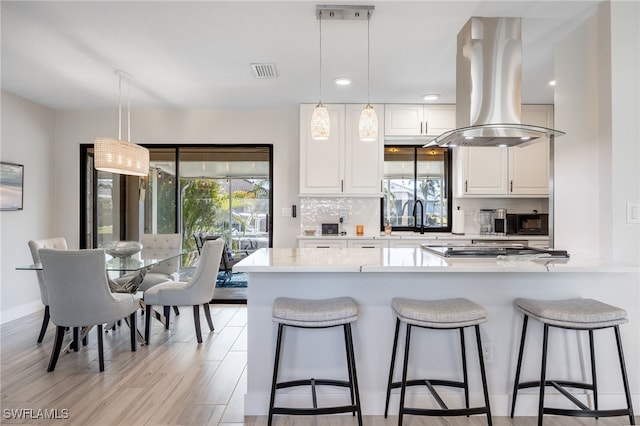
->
[193,232,246,283]
[144,239,224,344]
[28,237,68,343]
[39,248,141,372]
[113,233,181,292]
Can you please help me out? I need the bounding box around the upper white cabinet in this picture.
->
[300,104,384,196]
[384,104,455,137]
[457,105,553,197]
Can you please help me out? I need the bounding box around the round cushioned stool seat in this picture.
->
[392,297,487,328]
[515,298,628,329]
[273,297,358,327]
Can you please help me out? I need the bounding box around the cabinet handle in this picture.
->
[425,120,428,135]
[361,246,376,248]
[341,179,344,192]
[510,180,513,192]
[465,180,468,192]
[317,246,331,248]
[420,121,423,135]
[380,180,383,192]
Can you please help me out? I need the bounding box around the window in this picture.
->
[381,146,452,232]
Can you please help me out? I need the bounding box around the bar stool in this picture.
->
[385,297,492,426]
[268,297,362,426]
[511,298,635,425]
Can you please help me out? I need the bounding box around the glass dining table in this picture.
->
[17,249,198,346]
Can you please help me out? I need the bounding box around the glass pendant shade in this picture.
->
[311,103,330,140]
[94,137,150,177]
[358,104,378,142]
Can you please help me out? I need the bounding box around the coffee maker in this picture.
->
[494,208,507,236]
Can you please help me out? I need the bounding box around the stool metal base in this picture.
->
[511,315,635,426]
[268,322,362,426]
[385,318,493,426]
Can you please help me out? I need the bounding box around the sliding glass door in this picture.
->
[177,147,271,253]
[81,145,272,253]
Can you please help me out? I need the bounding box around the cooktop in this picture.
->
[421,243,570,258]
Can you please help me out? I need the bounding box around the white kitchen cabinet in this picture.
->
[299,239,347,249]
[347,239,389,249]
[384,104,455,137]
[299,104,384,196]
[388,239,435,248]
[457,105,553,197]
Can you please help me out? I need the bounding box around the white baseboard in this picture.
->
[0,301,44,325]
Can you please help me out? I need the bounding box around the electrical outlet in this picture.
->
[482,343,493,363]
[281,207,291,217]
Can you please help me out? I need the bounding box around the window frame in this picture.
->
[380,145,453,233]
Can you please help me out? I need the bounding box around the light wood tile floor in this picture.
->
[1,306,636,425]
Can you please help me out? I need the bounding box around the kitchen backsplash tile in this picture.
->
[300,197,380,236]
[454,198,548,234]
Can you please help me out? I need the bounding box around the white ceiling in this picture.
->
[1,0,601,111]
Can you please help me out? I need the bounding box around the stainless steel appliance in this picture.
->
[494,208,507,236]
[507,213,549,235]
[426,17,565,148]
[421,243,568,258]
[321,223,339,235]
[475,209,494,235]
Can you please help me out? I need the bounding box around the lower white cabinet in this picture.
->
[299,239,347,249]
[388,239,435,248]
[347,239,389,248]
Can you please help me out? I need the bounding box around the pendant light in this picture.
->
[94,71,149,177]
[359,9,378,142]
[311,9,330,140]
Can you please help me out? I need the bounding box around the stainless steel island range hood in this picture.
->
[428,17,564,148]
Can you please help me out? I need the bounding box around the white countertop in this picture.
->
[233,247,638,274]
[297,232,549,240]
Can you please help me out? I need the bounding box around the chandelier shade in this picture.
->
[358,104,378,142]
[94,137,149,177]
[358,8,378,142]
[94,71,149,177]
[311,103,330,141]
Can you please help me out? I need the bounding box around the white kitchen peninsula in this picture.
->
[234,248,639,417]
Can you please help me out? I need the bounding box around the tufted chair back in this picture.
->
[141,233,181,276]
[28,237,68,305]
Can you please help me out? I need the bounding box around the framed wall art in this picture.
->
[0,162,24,211]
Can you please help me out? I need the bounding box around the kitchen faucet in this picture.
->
[412,200,425,234]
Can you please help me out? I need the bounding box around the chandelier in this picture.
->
[94,71,149,177]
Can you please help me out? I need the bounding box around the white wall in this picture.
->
[609,0,640,264]
[0,91,55,323]
[555,1,640,263]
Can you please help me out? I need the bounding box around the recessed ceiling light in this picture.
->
[422,94,440,101]
[549,80,556,86]
[334,77,352,86]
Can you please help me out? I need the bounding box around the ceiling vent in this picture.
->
[251,63,278,79]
